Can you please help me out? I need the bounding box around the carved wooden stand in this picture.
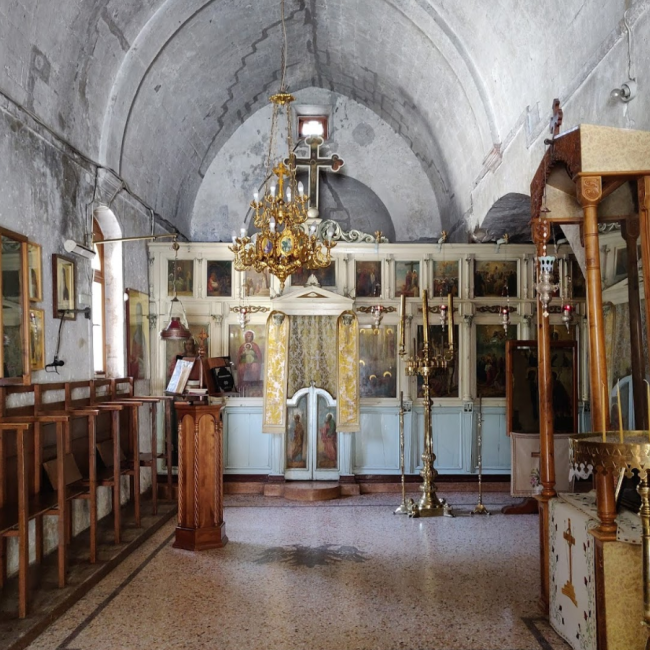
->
[571,433,650,650]
[174,402,228,551]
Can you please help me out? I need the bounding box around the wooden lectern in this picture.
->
[173,401,228,551]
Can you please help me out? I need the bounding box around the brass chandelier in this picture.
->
[229,1,335,290]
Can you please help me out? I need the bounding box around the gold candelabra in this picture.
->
[399,291,455,517]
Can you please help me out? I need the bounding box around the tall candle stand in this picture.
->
[394,391,409,515]
[471,395,490,515]
[570,432,650,648]
[399,290,454,517]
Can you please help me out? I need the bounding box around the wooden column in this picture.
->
[621,216,646,429]
[577,176,610,432]
[639,177,650,421]
[532,219,554,613]
[174,402,227,551]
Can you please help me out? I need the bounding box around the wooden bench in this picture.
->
[34,382,102,564]
[112,377,174,512]
[0,421,34,618]
[0,401,73,617]
[89,379,136,536]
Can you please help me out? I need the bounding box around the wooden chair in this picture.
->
[32,382,102,564]
[0,421,33,618]
[89,379,135,535]
[112,378,174,513]
[32,384,104,580]
[0,408,73,616]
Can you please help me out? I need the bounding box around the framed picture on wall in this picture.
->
[506,339,577,435]
[475,323,517,397]
[244,268,270,296]
[167,259,194,296]
[355,261,381,298]
[474,260,517,298]
[358,326,397,398]
[432,260,459,297]
[291,264,336,287]
[28,307,45,371]
[206,260,233,297]
[52,254,76,319]
[125,288,150,380]
[394,261,420,297]
[229,324,265,397]
[28,243,42,302]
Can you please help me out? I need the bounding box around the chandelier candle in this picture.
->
[448,293,454,348]
[399,294,406,354]
[617,380,624,442]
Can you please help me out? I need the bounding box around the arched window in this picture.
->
[91,206,124,377]
[92,220,106,374]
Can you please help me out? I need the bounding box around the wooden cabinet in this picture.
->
[174,401,227,551]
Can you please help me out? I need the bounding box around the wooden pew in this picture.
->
[89,379,132,539]
[0,421,32,618]
[0,395,73,616]
[34,383,101,564]
[112,377,174,512]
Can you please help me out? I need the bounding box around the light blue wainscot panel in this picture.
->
[352,404,402,474]
[412,404,464,474]
[222,402,272,474]
[473,405,510,473]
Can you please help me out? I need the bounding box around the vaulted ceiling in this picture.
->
[1,0,646,240]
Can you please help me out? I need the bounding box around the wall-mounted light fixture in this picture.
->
[610,79,637,102]
[64,239,96,259]
[610,9,637,103]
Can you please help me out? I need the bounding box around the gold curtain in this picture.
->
[262,311,290,433]
[337,311,360,432]
[287,315,338,397]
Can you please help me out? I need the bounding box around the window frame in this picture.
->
[92,219,107,375]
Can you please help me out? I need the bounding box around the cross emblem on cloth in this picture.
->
[287,136,344,210]
[561,518,578,606]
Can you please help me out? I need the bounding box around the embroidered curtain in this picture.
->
[337,311,360,432]
[262,311,290,433]
[287,315,338,398]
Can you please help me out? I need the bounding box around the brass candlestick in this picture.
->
[570,432,650,647]
[400,290,454,518]
[471,395,490,516]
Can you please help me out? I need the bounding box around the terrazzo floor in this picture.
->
[24,492,571,650]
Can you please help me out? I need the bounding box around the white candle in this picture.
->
[400,294,406,351]
[422,290,429,345]
[617,379,624,443]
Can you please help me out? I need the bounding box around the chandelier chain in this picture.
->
[228,0,335,290]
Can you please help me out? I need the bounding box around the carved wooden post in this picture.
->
[621,215,646,429]
[532,218,554,613]
[174,402,228,551]
[533,220,556,499]
[577,176,610,432]
[639,177,650,427]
